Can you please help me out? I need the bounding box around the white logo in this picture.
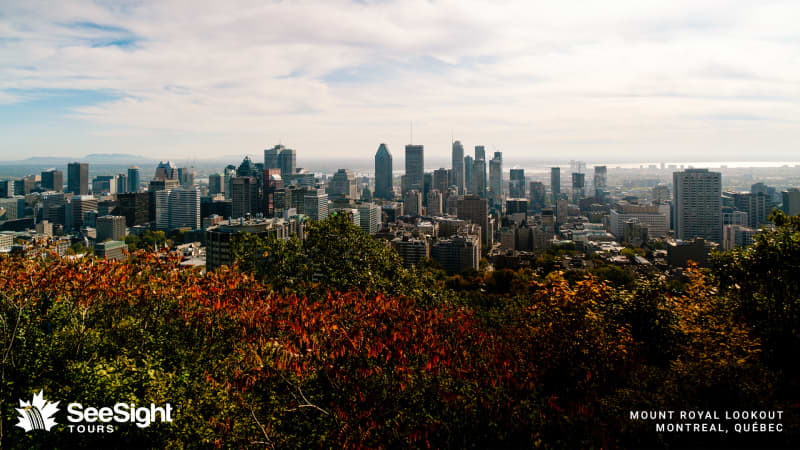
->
[16,390,60,432]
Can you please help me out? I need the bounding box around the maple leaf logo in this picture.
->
[16,390,60,432]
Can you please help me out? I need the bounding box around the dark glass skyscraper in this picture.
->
[374,143,393,200]
[67,162,89,195]
[404,144,424,194]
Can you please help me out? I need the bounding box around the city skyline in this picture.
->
[2,1,800,161]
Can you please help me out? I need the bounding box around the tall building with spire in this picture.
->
[374,143,393,200]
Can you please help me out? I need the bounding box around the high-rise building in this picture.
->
[403,189,423,217]
[264,145,281,169]
[489,151,502,199]
[451,141,465,194]
[209,173,224,196]
[457,194,489,246]
[431,234,480,273]
[550,167,560,205]
[154,190,171,231]
[96,215,127,242]
[155,161,178,180]
[404,145,424,193]
[472,159,487,199]
[0,181,12,198]
[529,181,546,212]
[474,145,486,162]
[673,169,722,243]
[117,192,150,227]
[509,169,525,199]
[464,155,474,194]
[303,188,329,221]
[263,169,283,217]
[236,157,259,178]
[279,147,297,178]
[127,167,140,193]
[42,192,67,225]
[67,162,89,195]
[116,173,128,194]
[374,143,393,200]
[357,203,381,234]
[783,188,800,216]
[391,236,429,268]
[427,190,443,216]
[70,195,97,230]
[571,173,585,203]
[178,167,195,187]
[231,176,259,219]
[432,168,450,194]
[329,169,358,200]
[41,169,63,192]
[92,175,117,194]
[593,166,607,199]
[168,187,200,230]
[223,165,236,200]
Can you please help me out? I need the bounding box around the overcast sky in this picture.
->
[1,0,799,163]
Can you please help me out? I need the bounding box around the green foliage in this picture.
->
[231,214,453,305]
[712,210,800,388]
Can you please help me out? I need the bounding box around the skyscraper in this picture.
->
[427,190,443,216]
[67,162,89,195]
[279,147,297,178]
[509,169,525,198]
[304,188,329,221]
[374,143,393,200]
[457,194,489,246]
[489,152,502,206]
[529,181,546,212]
[209,173,224,196]
[464,155,474,194]
[168,187,201,230]
[673,168,722,242]
[783,188,800,216]
[264,145,281,169]
[41,169,63,192]
[116,173,128,194]
[550,167,561,205]
[329,169,357,200]
[571,173,585,203]
[96,215,127,242]
[231,176,259,219]
[127,167,140,193]
[451,141,465,194]
[474,145,486,162]
[472,159,486,199]
[594,166,607,199]
[403,189,423,217]
[404,144,424,194]
[432,167,450,194]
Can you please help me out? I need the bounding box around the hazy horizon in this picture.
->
[2,1,799,161]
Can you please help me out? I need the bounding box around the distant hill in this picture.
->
[3,153,158,165]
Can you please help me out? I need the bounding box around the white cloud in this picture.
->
[0,0,799,162]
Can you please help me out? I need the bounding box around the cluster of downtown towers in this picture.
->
[374,141,725,244]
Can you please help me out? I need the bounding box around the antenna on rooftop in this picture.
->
[410,121,413,144]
